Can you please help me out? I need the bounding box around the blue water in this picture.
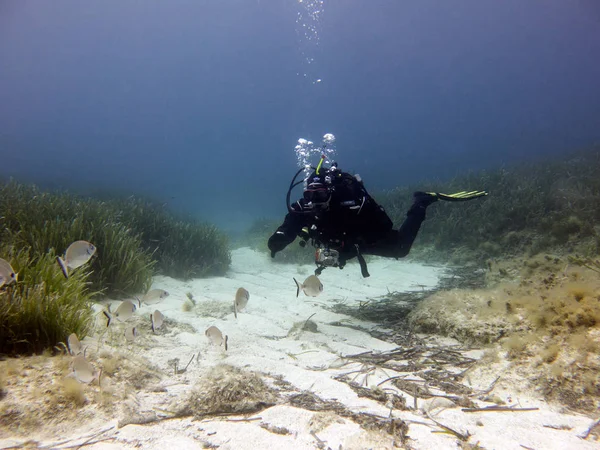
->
[1,0,599,233]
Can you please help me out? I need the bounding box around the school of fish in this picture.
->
[2,239,327,387]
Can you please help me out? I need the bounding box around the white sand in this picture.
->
[2,248,597,449]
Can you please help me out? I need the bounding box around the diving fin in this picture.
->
[428,190,488,202]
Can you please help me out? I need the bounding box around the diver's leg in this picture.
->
[391,203,427,257]
[362,194,436,258]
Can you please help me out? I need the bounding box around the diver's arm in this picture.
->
[268,202,307,257]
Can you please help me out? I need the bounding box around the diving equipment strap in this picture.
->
[354,244,370,278]
[429,190,488,202]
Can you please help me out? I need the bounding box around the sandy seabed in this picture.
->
[1,248,598,449]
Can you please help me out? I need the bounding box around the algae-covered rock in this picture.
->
[407,289,514,345]
[183,364,279,418]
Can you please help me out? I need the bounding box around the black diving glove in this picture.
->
[268,231,289,258]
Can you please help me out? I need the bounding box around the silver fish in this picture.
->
[67,333,83,356]
[124,326,139,342]
[151,310,165,333]
[0,258,17,288]
[72,355,101,384]
[57,240,96,278]
[142,288,169,305]
[205,325,228,351]
[233,287,249,318]
[114,299,136,322]
[294,275,323,297]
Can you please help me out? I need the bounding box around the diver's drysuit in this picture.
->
[268,157,440,277]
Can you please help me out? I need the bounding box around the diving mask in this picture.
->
[303,182,331,208]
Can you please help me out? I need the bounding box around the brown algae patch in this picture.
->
[407,288,515,344]
[408,253,600,413]
[189,299,233,319]
[181,364,279,418]
[0,349,162,438]
[0,354,96,437]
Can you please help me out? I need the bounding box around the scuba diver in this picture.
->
[268,155,487,278]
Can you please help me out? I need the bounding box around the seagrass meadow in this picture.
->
[0,181,231,355]
[378,146,600,265]
[0,247,95,355]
